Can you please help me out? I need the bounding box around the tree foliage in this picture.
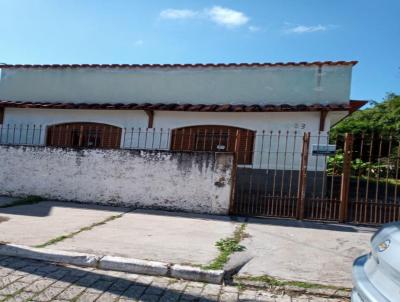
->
[331,93,400,136]
[327,150,398,179]
[328,94,400,181]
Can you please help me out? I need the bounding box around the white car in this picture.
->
[352,222,400,301]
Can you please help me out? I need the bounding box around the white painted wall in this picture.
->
[0,66,353,105]
[2,108,148,146]
[0,146,234,214]
[3,108,147,129]
[154,111,320,131]
[4,107,334,131]
[2,108,339,170]
[154,110,330,170]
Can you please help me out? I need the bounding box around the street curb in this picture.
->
[170,264,224,284]
[0,244,99,267]
[0,244,225,284]
[99,255,169,276]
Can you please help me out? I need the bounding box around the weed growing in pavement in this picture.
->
[203,223,247,270]
[35,213,124,248]
[235,275,351,291]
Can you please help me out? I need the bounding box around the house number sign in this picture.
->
[312,144,336,156]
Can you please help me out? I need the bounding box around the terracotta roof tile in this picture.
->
[0,100,363,112]
[0,61,358,69]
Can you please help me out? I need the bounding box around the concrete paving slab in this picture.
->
[52,209,238,265]
[0,201,126,246]
[237,217,376,288]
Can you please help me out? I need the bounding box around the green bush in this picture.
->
[327,152,398,179]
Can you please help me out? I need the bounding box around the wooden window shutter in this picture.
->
[171,126,255,164]
[235,129,255,165]
[46,122,122,149]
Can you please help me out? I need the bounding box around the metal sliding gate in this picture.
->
[231,131,400,225]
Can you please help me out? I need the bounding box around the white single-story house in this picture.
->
[0,61,366,167]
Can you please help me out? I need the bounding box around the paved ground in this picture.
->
[52,209,238,265]
[0,202,126,246]
[0,202,238,265]
[237,218,375,288]
[0,256,346,302]
[0,200,375,288]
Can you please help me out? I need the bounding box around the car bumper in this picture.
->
[352,254,390,302]
[351,290,365,302]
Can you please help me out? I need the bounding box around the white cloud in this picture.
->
[159,6,249,28]
[285,24,327,34]
[248,25,260,32]
[207,6,249,28]
[160,9,197,19]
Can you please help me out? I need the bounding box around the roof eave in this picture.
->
[349,99,369,113]
[0,100,352,112]
[0,61,358,70]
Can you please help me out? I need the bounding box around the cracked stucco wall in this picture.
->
[0,145,234,214]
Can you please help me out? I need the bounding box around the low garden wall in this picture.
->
[0,145,234,214]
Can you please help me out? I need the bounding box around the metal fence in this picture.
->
[232,131,338,221]
[345,133,400,224]
[0,123,399,225]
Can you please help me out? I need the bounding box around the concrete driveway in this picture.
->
[237,217,375,288]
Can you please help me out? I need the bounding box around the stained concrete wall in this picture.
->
[0,145,234,214]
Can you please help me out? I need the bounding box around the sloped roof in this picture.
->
[0,100,366,112]
[0,61,358,69]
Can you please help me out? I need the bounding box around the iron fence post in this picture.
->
[339,133,353,222]
[296,132,310,220]
[228,151,238,215]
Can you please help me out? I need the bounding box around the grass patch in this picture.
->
[236,275,350,291]
[0,195,43,208]
[34,213,123,248]
[202,223,247,270]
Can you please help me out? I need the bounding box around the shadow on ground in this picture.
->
[0,198,379,234]
[244,216,379,233]
[0,200,127,217]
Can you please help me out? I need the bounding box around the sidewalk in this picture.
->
[51,209,239,266]
[237,217,374,288]
[0,199,375,289]
[0,201,127,246]
[0,201,238,266]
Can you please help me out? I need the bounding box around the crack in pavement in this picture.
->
[34,208,134,248]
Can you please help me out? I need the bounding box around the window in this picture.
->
[46,122,122,149]
[171,125,255,164]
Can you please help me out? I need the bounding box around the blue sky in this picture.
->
[0,0,399,102]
